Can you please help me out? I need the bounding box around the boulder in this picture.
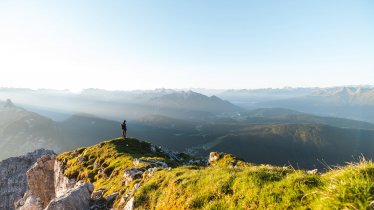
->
[54,161,76,198]
[16,194,43,210]
[0,149,55,210]
[105,192,119,203]
[209,152,221,163]
[123,197,134,210]
[307,169,318,175]
[25,155,56,207]
[45,182,94,210]
[89,189,109,210]
[15,155,94,210]
[91,190,105,200]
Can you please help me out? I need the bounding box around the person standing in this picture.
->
[121,120,127,138]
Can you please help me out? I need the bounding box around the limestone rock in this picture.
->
[16,194,43,210]
[123,197,134,210]
[123,168,143,185]
[0,149,55,210]
[89,190,107,210]
[209,152,221,163]
[45,182,94,210]
[307,169,318,175]
[105,192,119,203]
[133,158,168,168]
[26,155,56,207]
[54,161,76,198]
[91,190,105,200]
[15,153,95,210]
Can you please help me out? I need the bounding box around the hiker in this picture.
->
[121,120,127,138]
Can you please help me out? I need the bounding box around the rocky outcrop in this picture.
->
[15,154,100,210]
[17,194,43,210]
[4,98,15,108]
[53,161,76,198]
[209,152,221,163]
[123,168,143,185]
[15,155,57,209]
[208,152,243,168]
[123,197,134,210]
[26,155,56,207]
[45,182,94,210]
[0,149,55,210]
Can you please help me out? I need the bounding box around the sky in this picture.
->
[0,0,373,91]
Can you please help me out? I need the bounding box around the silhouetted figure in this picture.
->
[121,120,127,138]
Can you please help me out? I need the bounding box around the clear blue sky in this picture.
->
[0,0,373,90]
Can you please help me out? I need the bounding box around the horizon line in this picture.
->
[0,84,373,93]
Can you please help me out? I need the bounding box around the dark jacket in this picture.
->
[121,123,127,131]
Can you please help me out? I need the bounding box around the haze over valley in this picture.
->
[1,86,374,169]
[1,1,373,209]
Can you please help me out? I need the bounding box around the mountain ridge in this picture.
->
[38,138,374,209]
[1,137,373,209]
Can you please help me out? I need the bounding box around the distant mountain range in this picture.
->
[245,108,374,130]
[134,108,374,169]
[0,101,121,160]
[141,110,373,169]
[0,89,242,121]
[214,87,319,104]
[146,91,242,119]
[191,86,374,123]
[254,87,374,123]
[2,86,374,122]
[308,86,374,105]
[0,100,61,160]
[1,87,374,169]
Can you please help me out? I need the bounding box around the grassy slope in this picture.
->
[57,138,374,209]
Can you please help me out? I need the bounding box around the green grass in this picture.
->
[311,159,374,209]
[56,137,374,209]
[57,137,171,196]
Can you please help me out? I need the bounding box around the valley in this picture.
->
[1,87,374,170]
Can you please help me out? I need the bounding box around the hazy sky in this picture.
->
[0,1,373,91]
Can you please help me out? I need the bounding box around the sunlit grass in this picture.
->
[56,138,374,209]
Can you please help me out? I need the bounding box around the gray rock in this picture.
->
[91,190,105,200]
[150,145,157,153]
[307,169,318,174]
[133,158,168,168]
[89,190,107,210]
[45,182,94,210]
[134,183,140,190]
[0,149,55,210]
[54,161,77,198]
[133,159,140,166]
[123,197,134,210]
[123,168,143,185]
[26,155,56,207]
[209,152,221,163]
[119,195,129,206]
[16,194,43,210]
[105,192,119,203]
[78,157,85,163]
[15,155,93,210]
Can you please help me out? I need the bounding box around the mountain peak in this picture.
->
[4,99,15,108]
